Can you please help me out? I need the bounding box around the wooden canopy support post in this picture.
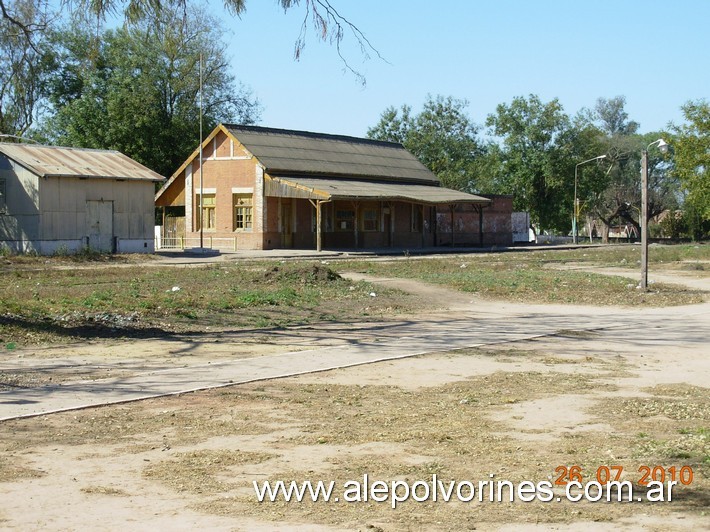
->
[308,199,330,252]
[316,200,322,252]
[352,201,359,249]
[450,204,455,247]
[478,204,484,247]
[421,204,426,248]
[432,206,438,246]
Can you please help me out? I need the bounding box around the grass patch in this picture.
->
[0,455,46,482]
[338,253,705,307]
[1,245,705,347]
[144,450,275,494]
[0,262,407,347]
[527,243,710,269]
[80,486,130,496]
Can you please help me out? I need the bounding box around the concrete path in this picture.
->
[2,288,708,421]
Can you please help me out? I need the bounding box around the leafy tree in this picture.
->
[485,94,578,232]
[580,95,640,136]
[585,132,676,242]
[368,95,484,191]
[0,0,54,137]
[672,100,710,233]
[44,7,260,177]
[575,97,679,242]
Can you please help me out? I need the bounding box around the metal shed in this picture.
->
[0,143,165,254]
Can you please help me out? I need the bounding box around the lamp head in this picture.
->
[649,138,669,153]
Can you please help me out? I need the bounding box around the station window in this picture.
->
[233,194,253,230]
[336,209,355,231]
[362,207,379,231]
[195,193,216,230]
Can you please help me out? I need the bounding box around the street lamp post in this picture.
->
[574,155,607,244]
[640,139,669,290]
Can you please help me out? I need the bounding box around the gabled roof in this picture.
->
[155,124,489,206]
[224,124,439,185]
[0,143,165,182]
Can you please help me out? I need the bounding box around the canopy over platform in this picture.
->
[265,175,491,205]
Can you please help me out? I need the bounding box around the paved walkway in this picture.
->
[2,289,708,421]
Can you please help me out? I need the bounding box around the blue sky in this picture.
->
[215,0,707,137]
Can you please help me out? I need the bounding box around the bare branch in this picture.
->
[283,0,384,85]
[0,0,48,51]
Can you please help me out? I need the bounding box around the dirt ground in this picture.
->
[0,265,708,531]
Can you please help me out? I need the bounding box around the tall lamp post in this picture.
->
[640,139,669,290]
[574,155,607,244]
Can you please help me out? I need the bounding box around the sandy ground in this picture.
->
[0,266,708,531]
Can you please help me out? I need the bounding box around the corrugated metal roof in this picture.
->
[0,143,165,181]
[269,176,491,205]
[225,125,438,185]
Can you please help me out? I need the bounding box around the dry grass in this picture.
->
[339,256,706,307]
[2,245,707,349]
[0,262,409,347]
[2,348,706,529]
[80,486,131,496]
[144,450,276,494]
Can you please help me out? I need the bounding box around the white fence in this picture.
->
[154,233,240,251]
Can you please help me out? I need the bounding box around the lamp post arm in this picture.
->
[573,155,606,245]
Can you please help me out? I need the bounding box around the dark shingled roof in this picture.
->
[224,124,439,185]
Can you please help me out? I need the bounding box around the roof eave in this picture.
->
[43,173,163,182]
[267,169,438,186]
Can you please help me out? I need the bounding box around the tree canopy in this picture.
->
[367,95,484,191]
[672,100,710,223]
[43,7,260,177]
[0,0,53,136]
[484,94,577,231]
[1,0,376,83]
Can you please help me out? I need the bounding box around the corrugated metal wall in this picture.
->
[40,176,154,241]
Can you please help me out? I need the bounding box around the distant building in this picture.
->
[0,143,165,254]
[155,124,513,250]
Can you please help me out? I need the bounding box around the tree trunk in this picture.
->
[599,219,611,243]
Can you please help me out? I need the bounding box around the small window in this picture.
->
[362,207,379,231]
[196,193,216,230]
[411,204,422,232]
[0,177,6,213]
[336,209,355,231]
[233,194,253,230]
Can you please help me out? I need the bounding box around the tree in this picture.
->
[485,94,577,231]
[582,96,640,136]
[576,97,679,242]
[672,100,710,233]
[368,95,484,191]
[0,0,47,44]
[44,7,260,177]
[0,0,54,136]
[2,0,376,83]
[585,132,676,242]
